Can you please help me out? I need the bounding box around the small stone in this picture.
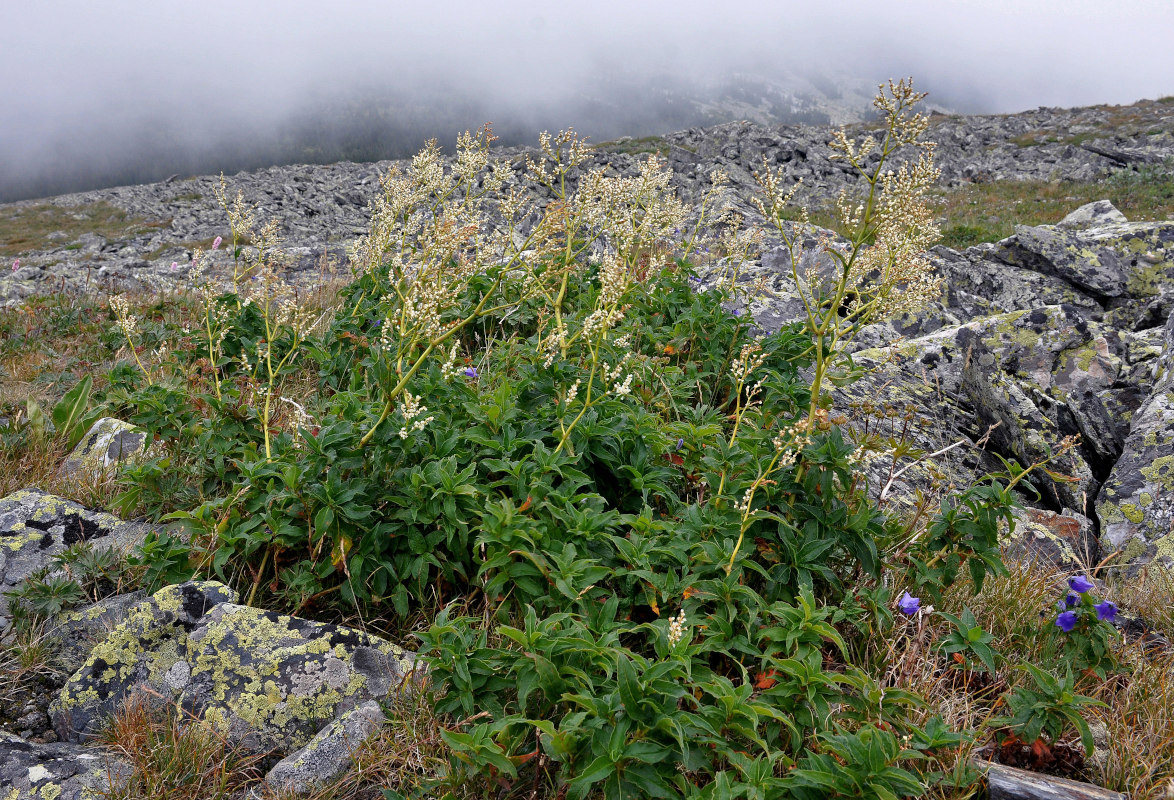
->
[59,417,149,477]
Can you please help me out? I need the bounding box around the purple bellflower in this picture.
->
[898,592,920,616]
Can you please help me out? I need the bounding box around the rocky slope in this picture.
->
[2,97,1174,798]
[2,97,1172,305]
[3,98,1174,573]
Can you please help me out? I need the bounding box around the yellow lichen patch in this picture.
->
[1141,456,1174,491]
[1121,503,1146,524]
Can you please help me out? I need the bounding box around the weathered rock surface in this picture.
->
[0,731,128,800]
[1004,507,1097,571]
[1095,310,1174,571]
[265,699,385,794]
[177,602,416,754]
[59,418,149,478]
[50,581,237,742]
[51,581,416,758]
[47,590,148,674]
[0,490,149,632]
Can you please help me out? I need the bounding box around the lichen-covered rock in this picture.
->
[50,581,417,759]
[177,603,416,754]
[1096,310,1174,573]
[0,490,150,632]
[59,418,148,477]
[1004,508,1096,571]
[931,244,1102,319]
[0,731,128,800]
[995,224,1131,299]
[838,306,1106,513]
[1057,200,1129,231]
[46,591,147,674]
[265,699,385,794]
[50,581,237,742]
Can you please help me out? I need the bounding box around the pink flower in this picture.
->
[212,236,222,250]
[170,261,179,271]
[12,259,19,272]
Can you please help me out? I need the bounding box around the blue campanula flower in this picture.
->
[463,367,479,379]
[1068,575,1095,594]
[1056,610,1078,632]
[1094,601,1118,623]
[898,592,920,616]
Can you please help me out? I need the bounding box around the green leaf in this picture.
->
[52,376,92,446]
[616,654,642,720]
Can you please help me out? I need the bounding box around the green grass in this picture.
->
[798,166,1174,250]
[595,134,677,157]
[0,201,170,259]
[933,165,1174,249]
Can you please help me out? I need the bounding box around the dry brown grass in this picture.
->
[0,201,169,258]
[97,693,269,800]
[888,554,1174,798]
[88,689,464,800]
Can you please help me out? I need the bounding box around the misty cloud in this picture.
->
[2,0,1172,201]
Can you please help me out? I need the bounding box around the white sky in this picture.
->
[1,1,1172,196]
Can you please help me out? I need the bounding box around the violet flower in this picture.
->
[1068,575,1095,594]
[1056,610,1078,633]
[898,592,920,616]
[1094,601,1118,623]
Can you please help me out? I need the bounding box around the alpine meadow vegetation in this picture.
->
[5,79,1174,799]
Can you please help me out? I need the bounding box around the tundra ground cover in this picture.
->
[3,81,1174,799]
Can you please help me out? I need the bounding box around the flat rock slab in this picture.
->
[0,489,150,632]
[51,581,417,758]
[59,418,148,477]
[0,731,128,800]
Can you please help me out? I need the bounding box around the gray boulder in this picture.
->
[1057,200,1128,230]
[51,580,237,742]
[0,731,129,800]
[0,489,149,632]
[51,581,418,759]
[265,700,386,794]
[177,602,416,754]
[59,418,149,477]
[1095,310,1174,572]
[995,224,1130,299]
[46,590,148,674]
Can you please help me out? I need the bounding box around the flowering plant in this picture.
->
[1048,575,1121,679]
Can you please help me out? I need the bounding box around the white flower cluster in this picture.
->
[602,354,633,397]
[667,609,687,647]
[397,392,434,439]
[772,418,813,469]
[440,341,462,380]
[729,342,766,385]
[109,294,137,338]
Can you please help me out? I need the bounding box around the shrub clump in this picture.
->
[85,80,1138,798]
